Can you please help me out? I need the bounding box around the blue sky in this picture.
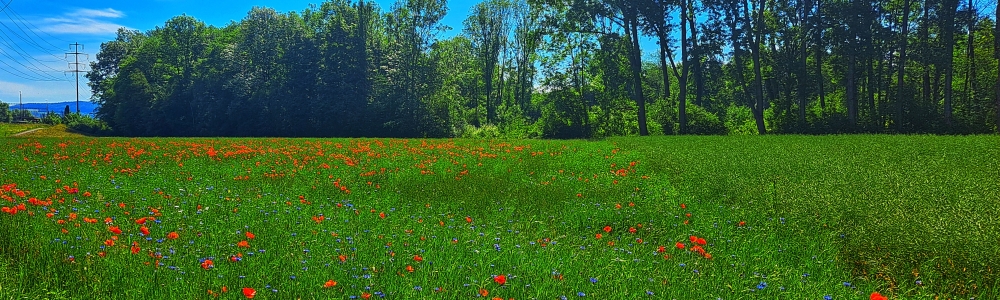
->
[0,0,659,105]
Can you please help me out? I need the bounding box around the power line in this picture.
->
[0,11,67,60]
[0,1,11,14]
[2,4,71,51]
[0,0,70,82]
[0,24,67,75]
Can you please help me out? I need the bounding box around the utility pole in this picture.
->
[66,43,88,114]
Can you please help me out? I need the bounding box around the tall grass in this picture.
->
[0,135,996,299]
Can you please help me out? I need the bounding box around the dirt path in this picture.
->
[10,128,45,137]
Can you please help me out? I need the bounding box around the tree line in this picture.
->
[86,0,1000,137]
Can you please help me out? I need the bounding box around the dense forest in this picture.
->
[86,0,1000,137]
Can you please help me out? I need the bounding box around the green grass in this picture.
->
[0,136,996,299]
[0,123,46,137]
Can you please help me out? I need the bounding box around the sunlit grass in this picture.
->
[6,124,89,138]
[0,136,996,299]
[0,123,47,137]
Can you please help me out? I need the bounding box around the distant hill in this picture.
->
[8,101,98,118]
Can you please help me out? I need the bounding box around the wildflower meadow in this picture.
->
[0,136,997,299]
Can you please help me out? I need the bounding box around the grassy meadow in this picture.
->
[0,135,996,299]
[0,124,46,137]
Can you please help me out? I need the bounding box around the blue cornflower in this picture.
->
[590,278,598,284]
[756,282,767,290]
[824,296,833,300]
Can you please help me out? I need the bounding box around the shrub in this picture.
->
[42,113,63,125]
[684,103,727,135]
[724,104,759,135]
[64,113,114,136]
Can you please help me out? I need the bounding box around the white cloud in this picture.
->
[74,8,125,19]
[37,8,129,35]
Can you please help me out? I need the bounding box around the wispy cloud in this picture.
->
[38,8,129,35]
[74,8,125,19]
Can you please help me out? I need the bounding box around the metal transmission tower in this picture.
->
[65,43,88,113]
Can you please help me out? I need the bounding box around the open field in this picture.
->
[0,124,47,137]
[1,136,997,299]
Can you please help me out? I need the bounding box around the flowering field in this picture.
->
[0,136,996,299]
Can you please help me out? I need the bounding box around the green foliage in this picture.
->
[538,87,590,138]
[64,113,113,136]
[684,103,726,135]
[723,104,757,135]
[41,113,62,125]
[0,103,9,123]
[82,0,999,137]
[11,110,33,122]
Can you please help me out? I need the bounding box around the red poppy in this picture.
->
[242,287,256,299]
[140,226,150,236]
[675,242,685,249]
[135,217,147,225]
[130,242,140,254]
[166,232,179,240]
[689,236,698,243]
[657,246,666,253]
[245,232,255,239]
[696,238,706,246]
[338,254,347,262]
[738,221,746,227]
[201,259,214,270]
[680,203,686,209]
[870,292,888,300]
[636,238,643,244]
[361,292,371,299]
[108,226,122,235]
[595,233,602,239]
[379,212,386,219]
[103,239,114,247]
[237,240,249,248]
[628,227,636,233]
[323,280,337,288]
[603,226,612,233]
[465,216,473,223]
[413,255,423,262]
[493,274,507,285]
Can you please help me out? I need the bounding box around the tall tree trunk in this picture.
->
[995,0,1000,134]
[896,0,911,132]
[846,1,860,127]
[689,14,704,109]
[627,17,649,136]
[848,55,858,127]
[679,0,689,134]
[658,33,671,103]
[871,55,879,129]
[798,46,808,130]
[964,0,975,106]
[921,0,931,113]
[941,0,959,128]
[749,0,767,134]
[815,0,826,112]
